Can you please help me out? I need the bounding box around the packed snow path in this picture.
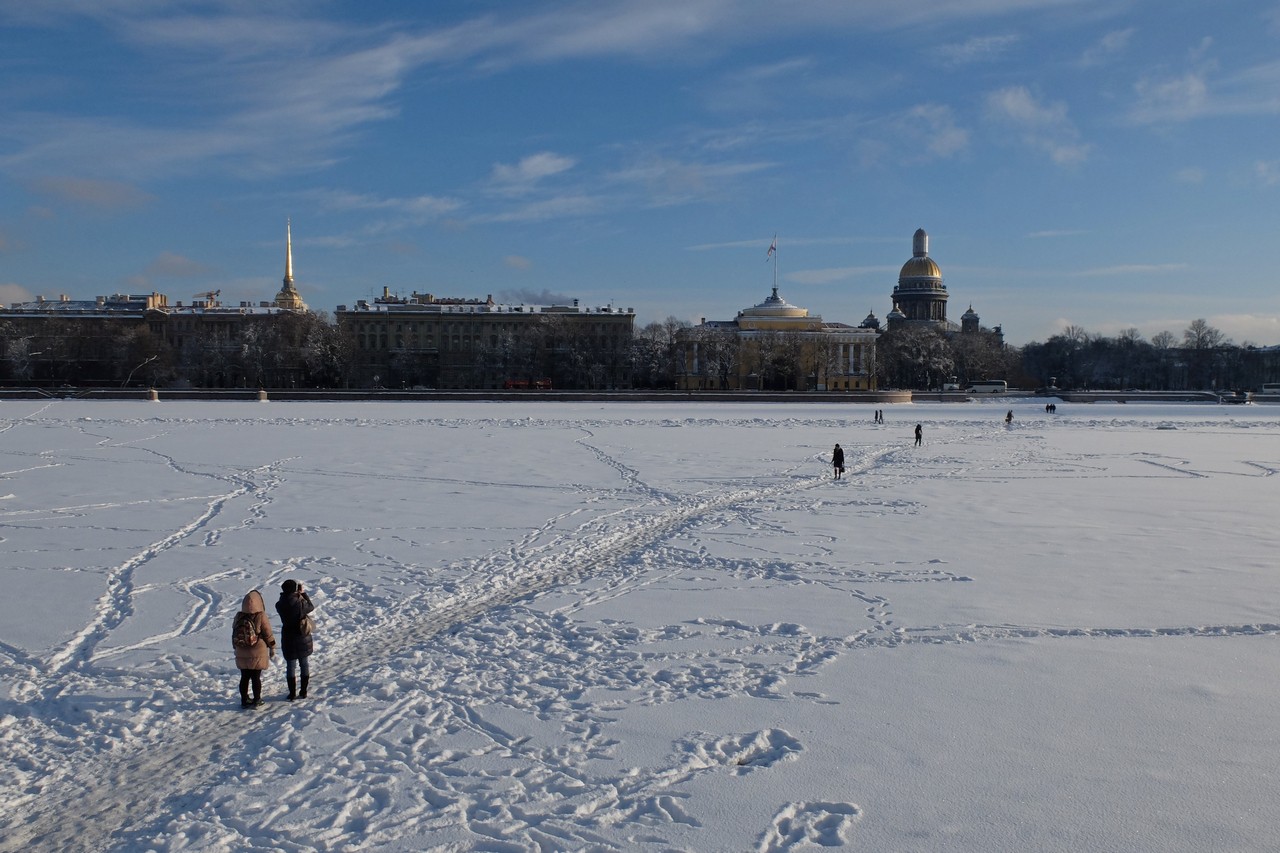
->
[1,401,1278,852]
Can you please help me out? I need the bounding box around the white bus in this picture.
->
[1259,383,1280,394]
[967,380,1008,394]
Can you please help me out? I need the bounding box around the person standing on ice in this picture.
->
[1005,410,1013,424]
[232,589,275,708]
[832,443,845,479]
[276,579,315,701]
[914,423,923,446]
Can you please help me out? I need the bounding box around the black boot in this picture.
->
[287,676,297,701]
[299,675,309,699]
[240,692,251,709]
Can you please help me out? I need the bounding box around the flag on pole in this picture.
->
[765,235,776,262]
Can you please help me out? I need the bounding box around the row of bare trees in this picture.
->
[4,311,1273,392]
[1020,319,1277,391]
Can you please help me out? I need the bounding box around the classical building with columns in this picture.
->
[676,287,878,391]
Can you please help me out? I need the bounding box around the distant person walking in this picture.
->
[1005,410,1013,424]
[914,423,923,446]
[832,443,845,479]
[276,579,316,701]
[232,589,276,708]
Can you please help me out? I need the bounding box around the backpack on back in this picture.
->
[233,612,259,649]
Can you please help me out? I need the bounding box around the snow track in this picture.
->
[2,403,1280,852]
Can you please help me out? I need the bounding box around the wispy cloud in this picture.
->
[985,85,1089,165]
[142,251,213,278]
[788,265,894,285]
[477,194,602,223]
[1027,229,1088,238]
[1128,36,1280,124]
[859,103,970,166]
[1255,160,1280,186]
[302,189,462,217]
[29,176,155,210]
[0,283,34,305]
[488,152,577,195]
[939,34,1020,66]
[1075,263,1188,276]
[1079,27,1134,67]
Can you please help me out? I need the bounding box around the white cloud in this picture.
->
[1074,263,1188,276]
[29,176,155,210]
[0,283,35,305]
[939,34,1020,66]
[142,252,213,278]
[303,189,461,217]
[787,265,887,285]
[985,86,1089,165]
[1132,71,1210,122]
[1255,160,1280,186]
[488,152,577,194]
[1079,27,1134,67]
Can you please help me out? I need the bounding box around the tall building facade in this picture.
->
[335,289,635,390]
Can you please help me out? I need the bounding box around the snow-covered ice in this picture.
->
[1,399,1278,852]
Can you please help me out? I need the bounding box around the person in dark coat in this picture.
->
[232,589,275,708]
[914,423,923,446]
[832,443,845,479]
[275,579,315,701]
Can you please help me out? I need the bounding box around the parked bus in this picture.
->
[967,380,1008,394]
[1259,383,1280,394]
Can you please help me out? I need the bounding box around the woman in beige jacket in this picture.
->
[232,589,276,708]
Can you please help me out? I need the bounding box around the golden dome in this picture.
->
[899,256,942,280]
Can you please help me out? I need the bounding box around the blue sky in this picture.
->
[2,0,1279,346]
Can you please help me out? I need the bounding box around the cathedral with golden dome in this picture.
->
[675,228,1001,392]
[872,228,999,343]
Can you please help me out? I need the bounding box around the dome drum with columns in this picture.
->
[884,228,1000,345]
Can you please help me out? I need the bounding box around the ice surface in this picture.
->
[1,399,1278,851]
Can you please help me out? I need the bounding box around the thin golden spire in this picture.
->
[285,218,294,284]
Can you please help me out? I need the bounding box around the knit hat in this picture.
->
[281,579,298,594]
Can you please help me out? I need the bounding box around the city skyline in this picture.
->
[2,1,1279,347]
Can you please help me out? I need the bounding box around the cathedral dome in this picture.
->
[739,287,808,319]
[898,256,942,280]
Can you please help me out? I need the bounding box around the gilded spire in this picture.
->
[274,218,307,311]
[285,218,294,285]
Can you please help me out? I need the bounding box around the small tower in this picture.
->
[961,304,980,334]
[274,219,308,311]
